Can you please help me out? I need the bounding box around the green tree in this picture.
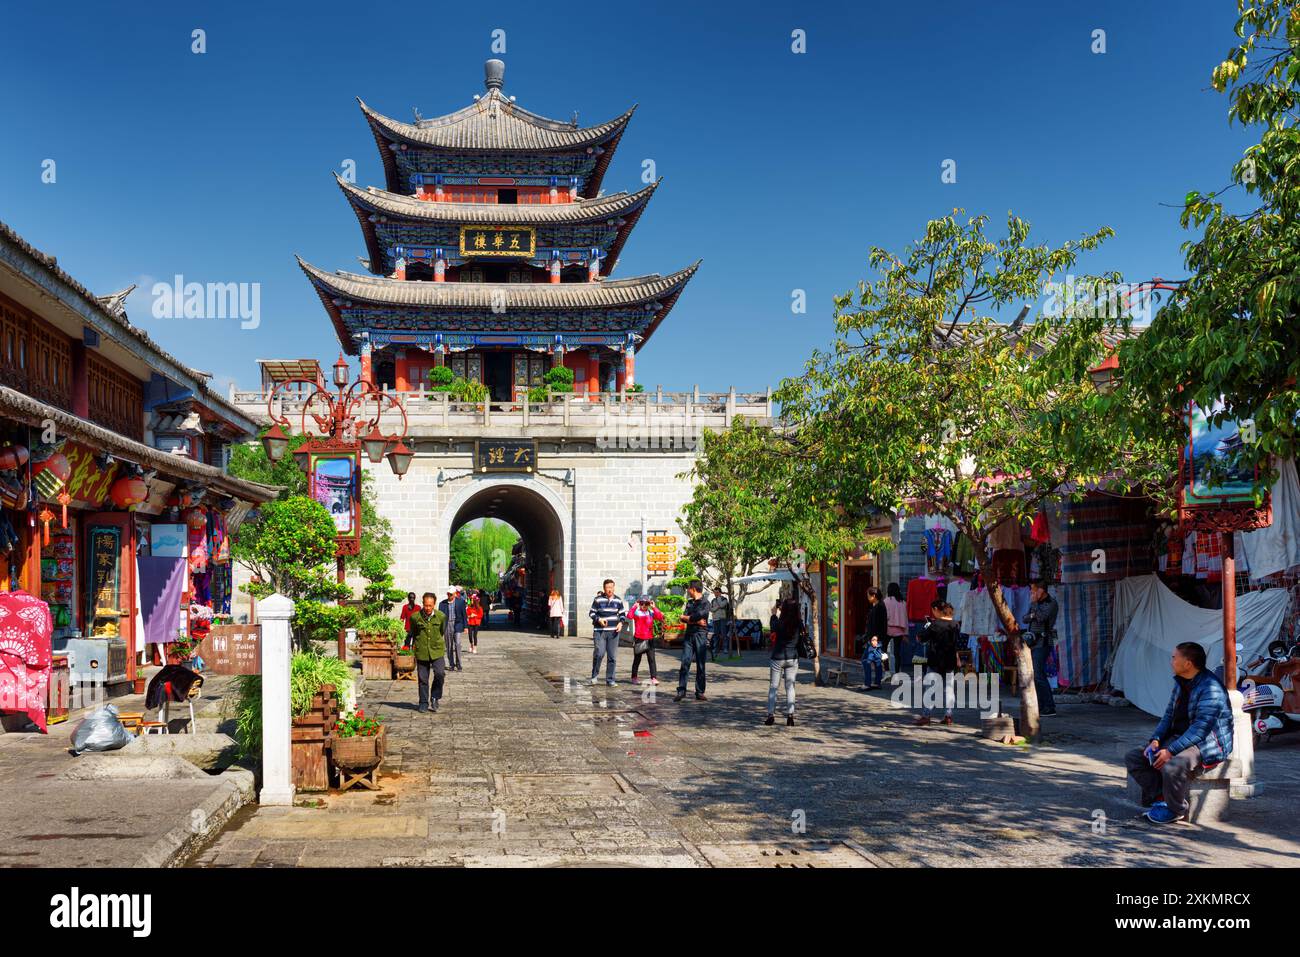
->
[681,422,887,652]
[449,520,520,590]
[681,421,885,669]
[1111,1,1300,479]
[775,210,1172,740]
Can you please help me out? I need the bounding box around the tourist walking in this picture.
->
[674,580,712,702]
[862,586,889,688]
[439,587,466,672]
[478,588,492,629]
[548,588,565,639]
[915,601,960,725]
[710,587,732,660]
[884,583,908,676]
[630,596,663,684]
[1023,579,1059,717]
[766,597,801,725]
[589,579,626,686]
[399,592,418,649]
[408,592,447,713]
[466,592,484,653]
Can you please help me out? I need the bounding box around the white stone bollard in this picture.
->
[257,593,296,806]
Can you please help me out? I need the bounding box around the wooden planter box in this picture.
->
[359,634,396,680]
[393,652,416,677]
[290,684,340,793]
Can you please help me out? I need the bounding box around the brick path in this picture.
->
[193,626,1300,867]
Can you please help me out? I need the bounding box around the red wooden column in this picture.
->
[394,350,409,392]
[359,341,374,386]
[586,349,600,397]
[1222,531,1237,682]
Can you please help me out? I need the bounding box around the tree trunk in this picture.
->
[976,551,1041,743]
[796,572,822,684]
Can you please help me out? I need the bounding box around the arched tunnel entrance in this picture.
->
[448,480,566,632]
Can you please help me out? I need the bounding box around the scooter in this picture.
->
[1238,639,1300,747]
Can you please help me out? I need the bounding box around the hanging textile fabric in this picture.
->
[905,577,940,622]
[945,578,972,627]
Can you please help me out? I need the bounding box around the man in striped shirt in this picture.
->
[589,579,627,686]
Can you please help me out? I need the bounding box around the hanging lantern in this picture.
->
[260,423,291,462]
[109,475,149,509]
[184,506,208,530]
[0,444,29,472]
[361,426,390,464]
[386,439,413,479]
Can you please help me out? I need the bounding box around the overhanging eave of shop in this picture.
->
[0,386,280,506]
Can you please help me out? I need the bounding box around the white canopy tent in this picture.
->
[1109,574,1290,716]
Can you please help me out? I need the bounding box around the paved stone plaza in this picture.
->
[189,617,1300,868]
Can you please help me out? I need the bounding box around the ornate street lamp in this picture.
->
[262,357,414,588]
[260,423,291,462]
[386,439,414,477]
[361,425,390,464]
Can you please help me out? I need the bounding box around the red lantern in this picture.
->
[0,444,29,472]
[110,475,148,509]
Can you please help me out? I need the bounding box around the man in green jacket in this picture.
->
[408,592,447,713]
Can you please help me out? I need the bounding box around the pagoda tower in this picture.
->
[299,59,698,404]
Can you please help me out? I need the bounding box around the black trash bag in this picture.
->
[69,704,133,755]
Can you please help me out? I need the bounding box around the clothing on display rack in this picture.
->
[905,577,941,622]
[924,527,953,565]
[952,534,977,574]
[945,579,972,626]
[988,517,1023,552]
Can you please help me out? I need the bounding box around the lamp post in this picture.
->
[262,353,412,586]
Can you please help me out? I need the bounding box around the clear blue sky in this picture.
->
[0,0,1251,396]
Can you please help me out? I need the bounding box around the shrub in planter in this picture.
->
[331,708,386,770]
[356,614,405,644]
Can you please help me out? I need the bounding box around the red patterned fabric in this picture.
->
[906,578,939,622]
[0,591,53,732]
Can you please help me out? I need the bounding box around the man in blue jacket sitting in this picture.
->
[1124,641,1235,825]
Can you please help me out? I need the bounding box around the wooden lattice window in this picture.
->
[87,352,143,440]
[0,294,74,411]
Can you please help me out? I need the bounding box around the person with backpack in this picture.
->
[629,596,663,684]
[915,600,960,725]
[766,597,802,726]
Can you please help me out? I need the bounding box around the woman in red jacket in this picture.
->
[466,594,484,653]
[630,596,663,684]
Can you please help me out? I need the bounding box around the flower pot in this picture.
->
[393,653,415,675]
[132,676,147,695]
[331,726,385,770]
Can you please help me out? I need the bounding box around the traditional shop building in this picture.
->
[0,219,277,710]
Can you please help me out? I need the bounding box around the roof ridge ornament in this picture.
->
[484,58,505,92]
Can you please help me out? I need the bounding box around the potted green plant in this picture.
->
[356,613,404,679]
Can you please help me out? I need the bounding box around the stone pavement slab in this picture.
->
[194,630,1300,868]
